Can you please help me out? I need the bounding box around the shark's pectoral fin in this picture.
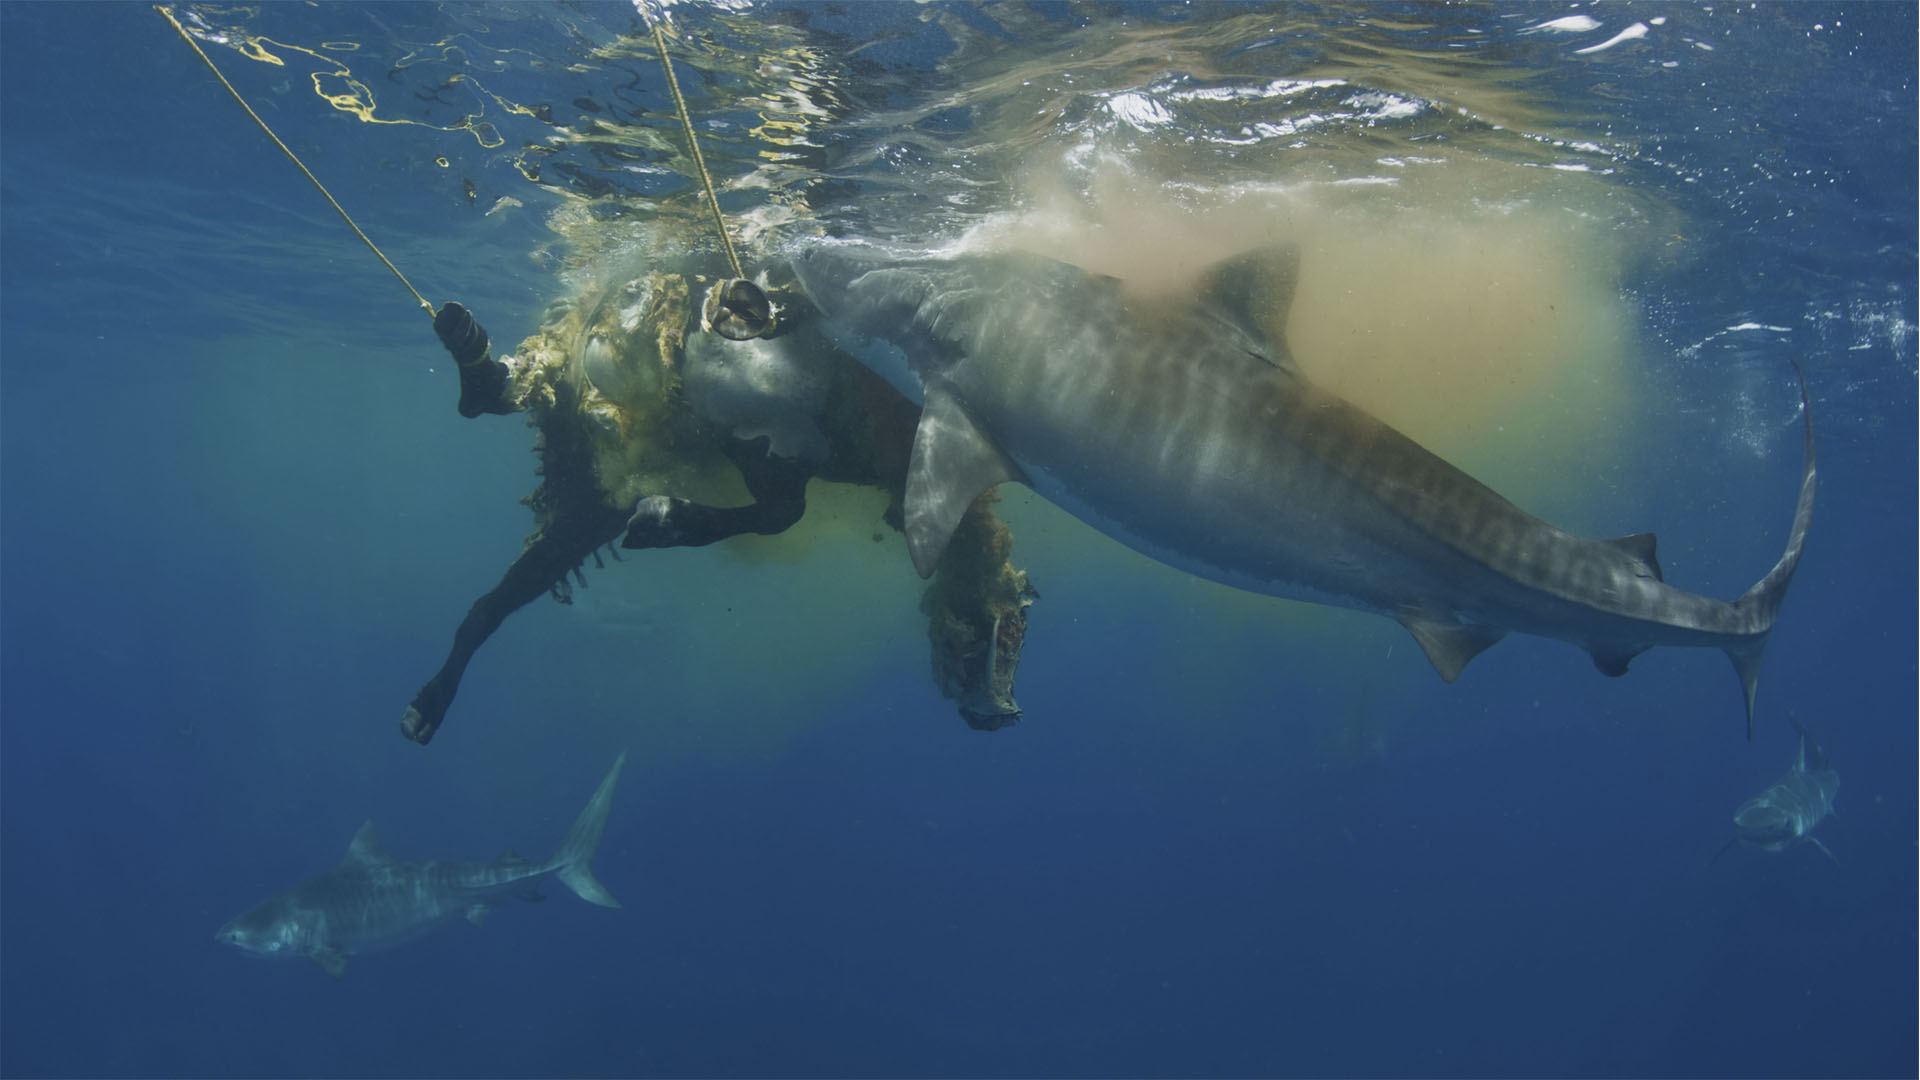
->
[1806,836,1839,865]
[1589,644,1650,678]
[465,904,492,927]
[1604,532,1664,581]
[312,947,348,979]
[904,387,1027,578]
[1396,615,1506,682]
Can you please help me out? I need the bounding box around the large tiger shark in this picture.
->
[787,241,1815,735]
[216,753,626,978]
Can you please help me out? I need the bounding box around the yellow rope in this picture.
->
[648,18,746,281]
[156,5,435,320]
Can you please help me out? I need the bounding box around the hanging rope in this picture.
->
[646,16,746,282]
[156,5,435,320]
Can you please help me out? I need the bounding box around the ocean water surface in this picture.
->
[1,3,1914,1077]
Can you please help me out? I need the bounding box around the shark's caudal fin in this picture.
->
[547,752,627,908]
[1724,358,1817,740]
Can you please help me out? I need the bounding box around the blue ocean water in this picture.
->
[1,3,1913,1078]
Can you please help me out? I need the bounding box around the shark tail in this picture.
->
[548,751,627,908]
[1723,357,1817,740]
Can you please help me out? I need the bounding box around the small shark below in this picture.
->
[217,753,627,978]
[1719,716,1839,864]
[789,241,1816,735]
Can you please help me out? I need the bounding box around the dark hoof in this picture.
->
[434,302,489,365]
[400,704,438,745]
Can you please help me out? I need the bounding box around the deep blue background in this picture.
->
[3,4,1914,1078]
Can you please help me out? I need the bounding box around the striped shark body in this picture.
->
[789,242,1815,734]
[1725,717,1839,862]
[216,753,626,978]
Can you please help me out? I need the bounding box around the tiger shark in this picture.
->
[788,241,1815,735]
[216,753,626,978]
[1719,715,1839,863]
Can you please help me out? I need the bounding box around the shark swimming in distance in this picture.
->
[788,242,1815,735]
[217,753,627,978]
[1717,716,1839,864]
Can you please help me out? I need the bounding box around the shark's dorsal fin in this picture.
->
[1603,532,1663,581]
[344,820,384,865]
[1396,615,1506,682]
[905,386,1028,578]
[1787,711,1830,773]
[1195,245,1301,360]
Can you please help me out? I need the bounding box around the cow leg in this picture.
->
[400,503,627,745]
[620,437,811,549]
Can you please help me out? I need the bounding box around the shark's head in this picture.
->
[1732,794,1804,849]
[786,241,940,403]
[786,242,880,317]
[215,898,311,960]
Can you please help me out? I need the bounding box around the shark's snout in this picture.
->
[788,245,853,307]
[215,913,290,957]
[1733,800,1795,843]
[788,242,897,315]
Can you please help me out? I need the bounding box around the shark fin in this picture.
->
[1707,835,1740,868]
[1603,532,1664,581]
[1590,644,1650,678]
[312,947,348,979]
[465,904,492,927]
[1724,644,1765,740]
[1396,615,1506,682]
[344,821,384,865]
[550,752,627,909]
[1787,711,1831,773]
[1806,836,1839,865]
[1195,245,1302,360]
[1723,355,1817,741]
[904,387,1027,578]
